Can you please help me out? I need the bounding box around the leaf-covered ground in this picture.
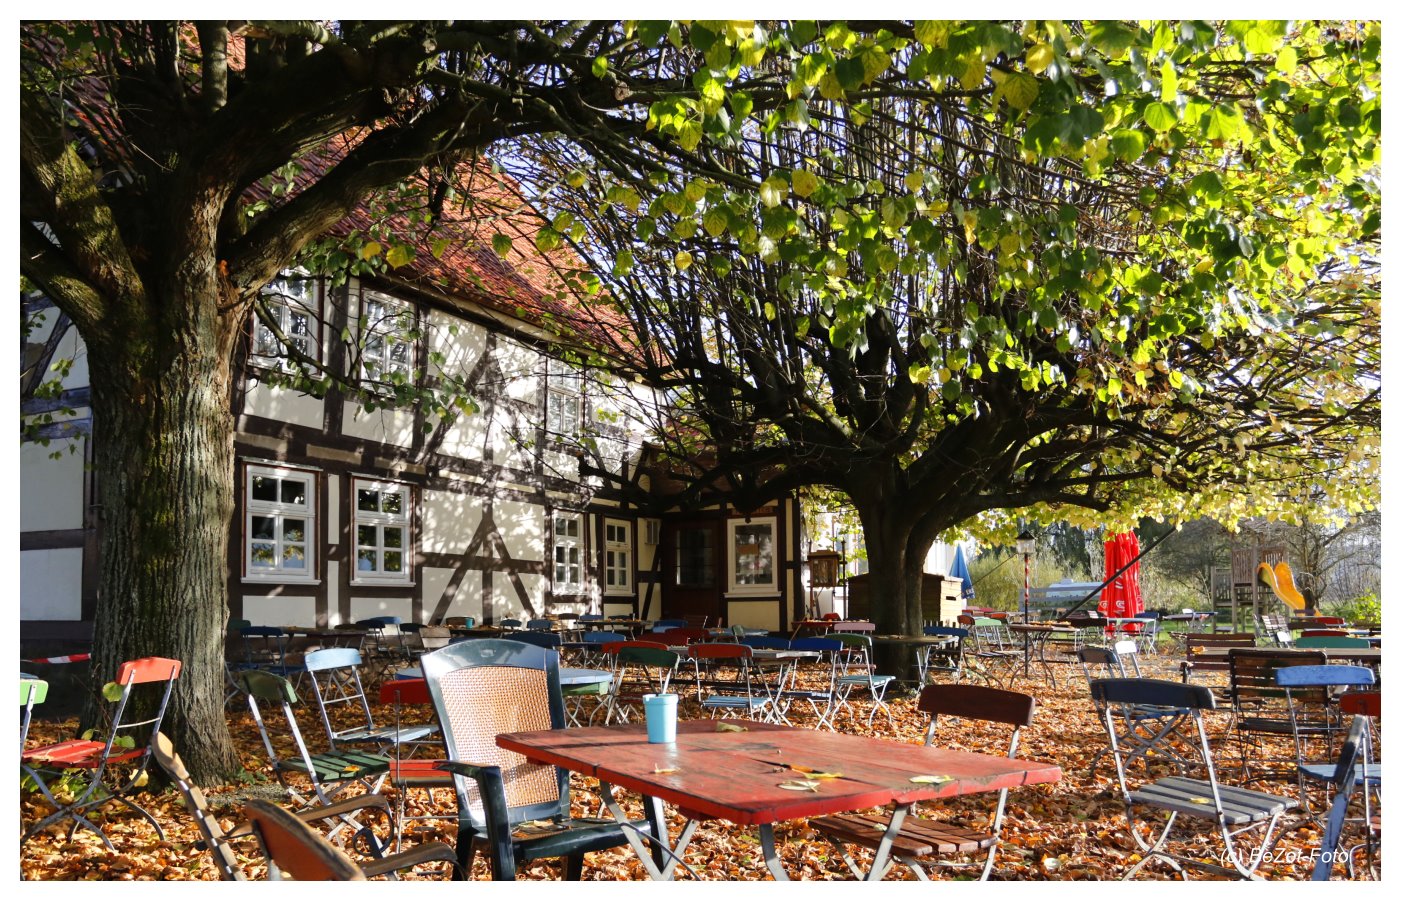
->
[20,652,1375,881]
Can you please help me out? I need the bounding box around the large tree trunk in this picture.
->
[81,276,244,780]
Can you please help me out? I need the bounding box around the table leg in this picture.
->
[597,780,699,881]
[758,824,790,880]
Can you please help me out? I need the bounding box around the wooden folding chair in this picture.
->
[1091,678,1298,880]
[22,657,181,850]
[812,684,1037,880]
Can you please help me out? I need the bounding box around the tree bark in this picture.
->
[80,277,244,780]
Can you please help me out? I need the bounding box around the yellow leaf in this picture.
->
[715,722,747,733]
[909,774,953,784]
[359,241,383,261]
[1026,42,1055,75]
[777,780,820,792]
[653,765,679,774]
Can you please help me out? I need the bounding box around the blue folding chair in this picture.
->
[1276,664,1376,813]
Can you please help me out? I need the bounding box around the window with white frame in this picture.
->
[253,272,319,369]
[352,478,412,584]
[360,293,414,384]
[553,513,583,594]
[727,517,777,596]
[604,519,631,595]
[244,464,316,582]
[546,358,582,439]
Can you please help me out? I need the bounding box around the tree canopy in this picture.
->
[520,20,1378,539]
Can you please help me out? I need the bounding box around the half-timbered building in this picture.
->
[19,174,806,650]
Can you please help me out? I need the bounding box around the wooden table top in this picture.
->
[498,720,1061,827]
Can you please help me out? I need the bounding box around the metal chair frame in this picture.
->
[812,684,1037,880]
[830,633,895,727]
[1091,678,1298,880]
[303,648,439,754]
[21,657,181,851]
[237,669,390,842]
[917,626,967,683]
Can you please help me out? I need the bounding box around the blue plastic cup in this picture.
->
[643,693,678,743]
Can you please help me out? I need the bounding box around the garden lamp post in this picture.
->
[1016,529,1035,675]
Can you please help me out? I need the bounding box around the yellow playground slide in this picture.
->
[1257,561,1308,611]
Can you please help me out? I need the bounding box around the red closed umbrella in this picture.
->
[1101,531,1144,632]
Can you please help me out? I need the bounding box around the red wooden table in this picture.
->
[497,719,1061,880]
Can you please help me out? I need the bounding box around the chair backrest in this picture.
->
[1295,636,1370,649]
[512,630,563,650]
[1340,691,1380,719]
[1090,677,1217,711]
[923,625,969,639]
[356,615,402,627]
[1227,648,1327,707]
[601,640,669,656]
[919,683,1035,728]
[789,637,844,654]
[829,621,875,633]
[419,640,569,831]
[651,619,687,630]
[688,642,751,661]
[739,636,791,650]
[301,648,377,747]
[616,646,681,669]
[1299,630,1351,639]
[21,677,48,750]
[243,799,365,881]
[525,619,554,631]
[151,732,244,880]
[499,618,523,629]
[577,613,604,623]
[1312,715,1371,881]
[418,625,453,651]
[1275,664,1375,690]
[583,631,627,644]
[682,614,709,628]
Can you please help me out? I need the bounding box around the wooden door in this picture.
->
[661,520,723,624]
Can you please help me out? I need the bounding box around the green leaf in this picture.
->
[491,233,513,257]
[791,169,821,198]
[674,250,693,271]
[102,682,123,703]
[1001,71,1039,111]
[1110,129,1146,163]
[591,56,609,78]
[913,20,953,48]
[763,302,777,321]
[1275,45,1298,73]
[834,57,866,91]
[1088,21,1137,59]
[1143,102,1178,133]
[385,244,414,268]
[1160,62,1178,103]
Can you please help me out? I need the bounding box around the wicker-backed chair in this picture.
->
[419,639,654,880]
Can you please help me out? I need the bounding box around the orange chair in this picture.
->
[22,657,181,849]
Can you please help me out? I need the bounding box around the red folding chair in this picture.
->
[21,657,181,849]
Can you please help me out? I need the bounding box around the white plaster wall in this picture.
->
[242,595,317,628]
[325,561,341,624]
[438,570,483,622]
[327,474,341,545]
[421,567,454,622]
[20,549,84,621]
[341,402,415,446]
[53,319,90,390]
[350,596,415,623]
[243,381,325,429]
[422,488,484,556]
[495,499,544,561]
[426,310,487,381]
[21,440,86,532]
[495,338,540,402]
[726,600,782,631]
[436,407,488,462]
[492,573,545,621]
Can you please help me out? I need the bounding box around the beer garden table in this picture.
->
[496,719,1061,880]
